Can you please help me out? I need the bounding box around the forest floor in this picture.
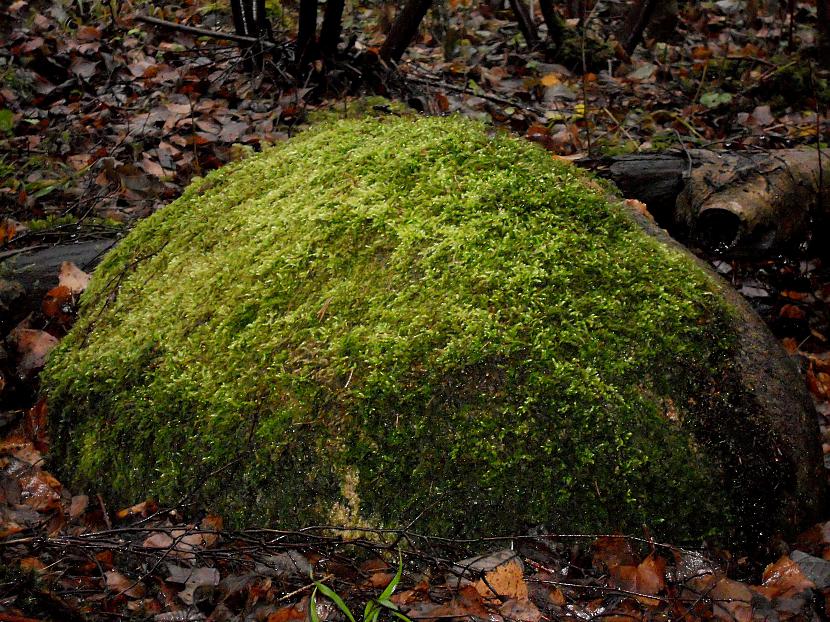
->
[2,0,830,620]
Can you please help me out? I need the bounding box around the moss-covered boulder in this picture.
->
[43,115,825,544]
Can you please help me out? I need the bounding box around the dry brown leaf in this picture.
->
[499,599,542,622]
[58,261,91,294]
[19,471,62,511]
[609,554,666,607]
[69,494,90,519]
[10,328,58,376]
[474,559,528,601]
[268,604,306,622]
[106,569,146,598]
[24,398,49,452]
[19,557,47,573]
[592,536,636,569]
[548,587,566,606]
[142,532,174,550]
[116,499,158,520]
[762,555,815,598]
[0,218,21,243]
[42,285,74,324]
[780,304,806,320]
[625,198,653,222]
[408,584,489,619]
[709,577,753,622]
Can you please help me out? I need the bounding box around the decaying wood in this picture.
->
[0,239,116,322]
[580,148,830,255]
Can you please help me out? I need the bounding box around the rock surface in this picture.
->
[42,115,825,545]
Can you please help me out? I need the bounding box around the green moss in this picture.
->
[45,115,748,540]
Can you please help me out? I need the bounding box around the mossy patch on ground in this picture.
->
[42,115,804,542]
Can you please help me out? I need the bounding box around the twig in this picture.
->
[0,244,49,260]
[134,14,277,49]
[278,574,334,602]
[602,107,639,151]
[97,493,112,530]
[402,72,546,119]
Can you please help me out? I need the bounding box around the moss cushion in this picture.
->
[42,115,824,543]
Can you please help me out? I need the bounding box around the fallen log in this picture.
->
[0,239,116,329]
[579,147,830,255]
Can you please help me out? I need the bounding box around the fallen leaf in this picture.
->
[24,399,49,452]
[116,499,158,520]
[10,328,59,376]
[592,537,636,569]
[42,285,74,324]
[540,73,560,87]
[761,555,815,598]
[499,599,542,622]
[609,554,666,606]
[69,494,89,519]
[142,532,174,550]
[780,304,806,320]
[407,584,488,619]
[106,569,146,598]
[70,58,98,79]
[19,471,62,511]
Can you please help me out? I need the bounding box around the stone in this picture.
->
[42,115,825,545]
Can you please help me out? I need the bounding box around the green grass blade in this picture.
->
[310,587,320,622]
[315,582,357,622]
[377,555,404,603]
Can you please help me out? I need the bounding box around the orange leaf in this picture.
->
[762,555,815,598]
[540,73,560,87]
[24,398,49,452]
[592,536,636,569]
[42,285,73,323]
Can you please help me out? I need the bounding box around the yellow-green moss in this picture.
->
[45,115,749,540]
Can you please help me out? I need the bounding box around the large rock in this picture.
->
[42,115,825,545]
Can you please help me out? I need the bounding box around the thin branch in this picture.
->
[134,14,276,49]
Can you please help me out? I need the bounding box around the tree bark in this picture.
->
[819,0,830,62]
[229,0,271,69]
[319,0,346,57]
[579,148,830,255]
[538,0,566,48]
[617,0,659,56]
[296,0,319,63]
[508,0,539,46]
[379,0,433,62]
[230,0,270,38]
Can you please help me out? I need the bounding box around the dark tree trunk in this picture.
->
[296,0,319,63]
[230,0,270,38]
[617,0,659,55]
[646,0,677,42]
[379,0,433,62]
[508,0,539,46]
[230,0,271,68]
[819,0,830,62]
[538,0,566,48]
[319,0,346,57]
